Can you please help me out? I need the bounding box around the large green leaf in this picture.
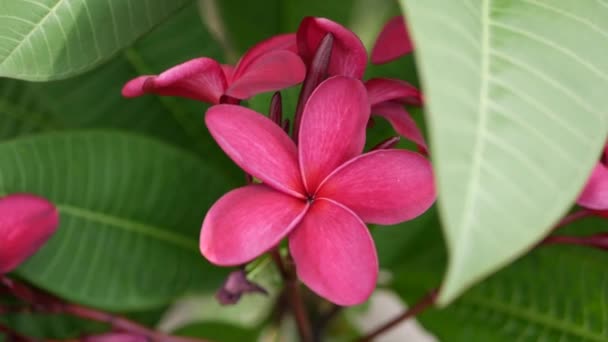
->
[0,0,193,81]
[401,0,608,304]
[0,4,239,177]
[0,131,236,310]
[392,216,608,341]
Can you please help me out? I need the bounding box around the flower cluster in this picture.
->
[123,16,434,305]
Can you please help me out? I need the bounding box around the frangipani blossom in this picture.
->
[577,142,608,214]
[122,34,305,104]
[366,78,428,153]
[371,15,414,64]
[200,76,435,305]
[297,17,367,79]
[0,194,59,274]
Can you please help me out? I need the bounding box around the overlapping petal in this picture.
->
[289,198,378,306]
[317,150,435,225]
[297,17,367,79]
[234,33,298,74]
[226,50,306,100]
[371,15,413,64]
[298,76,370,192]
[366,78,423,106]
[206,105,306,197]
[122,58,227,104]
[372,102,428,154]
[201,185,308,266]
[0,194,59,274]
[577,163,608,210]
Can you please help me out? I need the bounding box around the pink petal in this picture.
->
[122,58,227,104]
[0,194,59,274]
[289,198,378,306]
[577,163,608,210]
[206,105,306,197]
[221,64,235,83]
[201,185,308,266]
[225,50,306,100]
[365,78,423,106]
[297,17,367,79]
[233,33,298,77]
[372,102,428,154]
[317,150,436,225]
[83,333,147,342]
[371,16,413,64]
[298,76,370,193]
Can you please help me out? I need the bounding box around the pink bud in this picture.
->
[0,194,59,274]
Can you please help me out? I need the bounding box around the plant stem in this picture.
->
[0,276,209,342]
[312,304,342,342]
[358,289,438,342]
[552,209,593,231]
[0,322,33,342]
[270,250,313,342]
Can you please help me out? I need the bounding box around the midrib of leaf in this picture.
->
[0,190,198,252]
[59,204,199,252]
[0,98,63,130]
[462,294,607,342]
[0,0,63,68]
[442,0,491,300]
[122,48,209,155]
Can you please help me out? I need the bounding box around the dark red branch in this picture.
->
[358,289,438,342]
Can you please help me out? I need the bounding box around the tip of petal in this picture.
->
[371,16,413,65]
[0,194,59,274]
[121,76,154,98]
[297,16,367,79]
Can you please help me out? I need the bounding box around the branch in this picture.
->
[358,289,438,342]
[270,250,313,342]
[0,275,210,342]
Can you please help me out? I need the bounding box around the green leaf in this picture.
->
[0,131,235,310]
[391,215,608,341]
[0,0,193,81]
[401,0,608,304]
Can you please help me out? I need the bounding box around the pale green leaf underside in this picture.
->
[0,0,191,81]
[401,0,608,305]
[0,131,231,310]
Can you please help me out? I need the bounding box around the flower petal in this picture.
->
[122,58,227,104]
[371,16,413,64]
[289,198,378,306]
[233,33,298,77]
[226,50,306,100]
[577,163,608,210]
[372,102,428,154]
[0,194,59,274]
[206,105,306,197]
[317,149,435,225]
[298,76,370,193]
[201,185,308,266]
[297,17,367,79]
[365,78,423,106]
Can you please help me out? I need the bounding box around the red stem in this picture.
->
[270,250,313,342]
[0,276,209,342]
[358,289,438,342]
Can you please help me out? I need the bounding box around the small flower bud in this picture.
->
[216,269,268,305]
[0,194,59,274]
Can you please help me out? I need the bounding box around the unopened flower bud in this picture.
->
[216,269,268,305]
[0,194,59,274]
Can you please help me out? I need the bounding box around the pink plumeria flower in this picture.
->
[0,194,59,274]
[371,15,414,64]
[122,34,305,104]
[577,142,608,216]
[297,17,367,79]
[200,76,435,305]
[366,78,428,154]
